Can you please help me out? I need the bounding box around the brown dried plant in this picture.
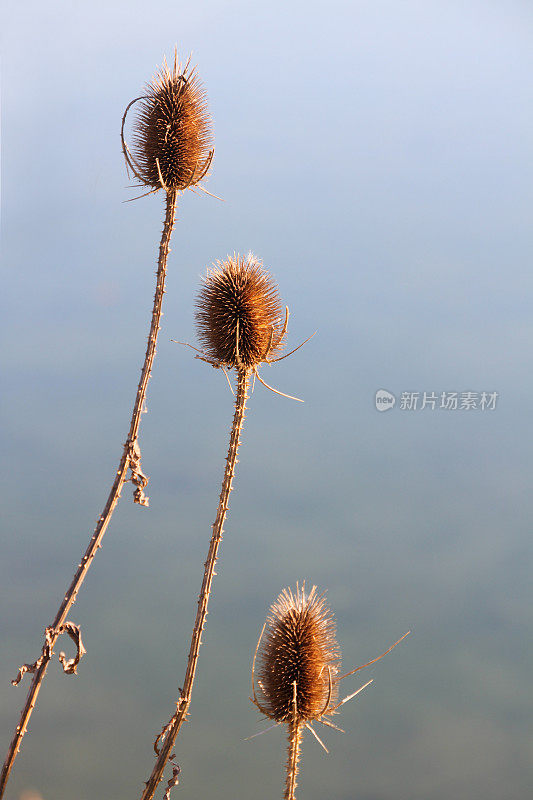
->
[0,52,213,798]
[122,51,213,196]
[139,253,305,799]
[250,584,409,800]
[196,255,286,367]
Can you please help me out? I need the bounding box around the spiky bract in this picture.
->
[131,53,212,191]
[195,253,285,369]
[257,585,341,724]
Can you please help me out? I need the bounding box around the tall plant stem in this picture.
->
[140,367,250,800]
[284,682,303,800]
[0,188,179,799]
[285,719,303,800]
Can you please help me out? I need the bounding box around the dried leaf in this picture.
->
[12,622,86,685]
[153,705,181,756]
[154,719,171,756]
[163,761,181,800]
[128,439,150,506]
[11,628,54,686]
[57,622,87,675]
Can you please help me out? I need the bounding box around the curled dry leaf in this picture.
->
[163,761,181,800]
[11,628,54,686]
[150,718,181,800]
[153,714,176,756]
[129,439,150,507]
[12,623,86,685]
[56,622,87,675]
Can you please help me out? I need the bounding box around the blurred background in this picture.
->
[1,1,532,798]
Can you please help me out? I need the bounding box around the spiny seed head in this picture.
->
[195,253,285,370]
[257,585,341,724]
[129,53,212,192]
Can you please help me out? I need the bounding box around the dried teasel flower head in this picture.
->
[250,588,409,800]
[254,584,341,724]
[122,51,213,193]
[195,253,286,370]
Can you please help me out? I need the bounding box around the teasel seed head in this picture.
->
[124,52,213,193]
[256,585,341,724]
[195,253,286,370]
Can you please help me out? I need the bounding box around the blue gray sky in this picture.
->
[2,2,533,799]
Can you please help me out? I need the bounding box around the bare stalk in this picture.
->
[285,719,303,800]
[140,367,250,800]
[0,189,179,798]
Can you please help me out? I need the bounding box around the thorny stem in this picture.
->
[0,189,179,798]
[285,719,303,800]
[140,368,250,800]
